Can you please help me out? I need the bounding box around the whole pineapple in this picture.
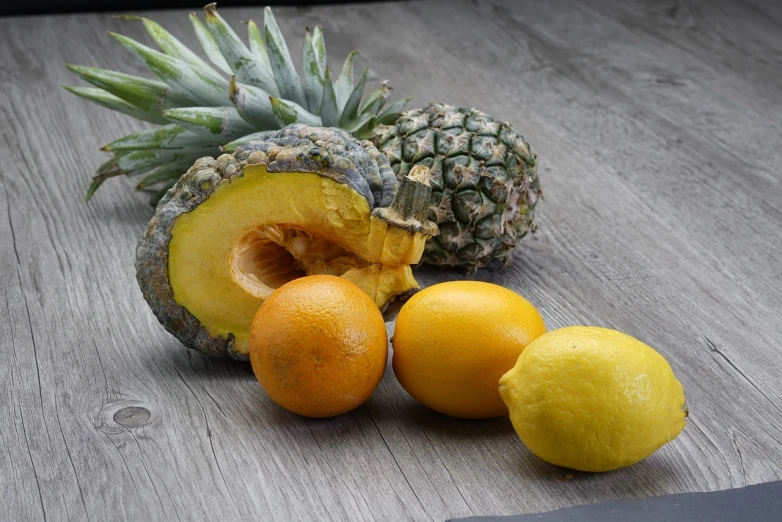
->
[371,104,541,270]
[65,4,542,271]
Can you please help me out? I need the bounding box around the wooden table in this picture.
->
[2,0,781,520]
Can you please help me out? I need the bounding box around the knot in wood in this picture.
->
[113,406,151,428]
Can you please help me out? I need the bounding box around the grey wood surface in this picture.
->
[1,0,781,520]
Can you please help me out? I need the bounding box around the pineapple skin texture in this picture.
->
[136,125,430,359]
[372,104,542,271]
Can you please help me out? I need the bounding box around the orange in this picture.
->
[392,281,546,418]
[249,275,388,418]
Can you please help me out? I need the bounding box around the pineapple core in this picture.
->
[167,166,421,355]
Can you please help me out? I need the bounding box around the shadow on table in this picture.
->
[139,339,687,500]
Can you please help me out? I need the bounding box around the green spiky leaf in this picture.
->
[189,12,232,75]
[334,50,358,111]
[359,80,390,115]
[136,162,192,190]
[344,112,373,133]
[102,124,221,151]
[229,77,278,129]
[246,20,272,71]
[66,6,411,202]
[264,7,306,107]
[64,86,168,124]
[85,177,106,202]
[96,150,197,178]
[377,97,411,124]
[203,3,278,96]
[86,154,125,201]
[353,117,376,140]
[111,32,228,107]
[302,27,325,114]
[320,67,339,127]
[340,66,368,127]
[65,64,190,111]
[163,107,257,138]
[270,97,321,127]
[311,26,326,76]
[123,15,222,80]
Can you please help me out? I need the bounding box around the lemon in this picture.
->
[498,326,687,472]
[393,281,546,419]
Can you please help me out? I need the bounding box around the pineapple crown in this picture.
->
[64,3,410,203]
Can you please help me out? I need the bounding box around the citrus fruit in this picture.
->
[248,275,388,418]
[392,281,546,419]
[499,326,688,472]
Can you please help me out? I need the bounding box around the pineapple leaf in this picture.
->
[377,97,411,124]
[311,26,327,76]
[96,150,195,178]
[353,117,376,140]
[122,15,223,81]
[246,20,272,71]
[339,66,368,127]
[65,64,189,111]
[64,86,168,124]
[229,77,278,129]
[334,50,358,111]
[136,162,192,190]
[221,131,275,152]
[344,112,373,133]
[270,97,322,127]
[320,66,339,127]
[68,6,411,202]
[359,80,390,115]
[363,96,386,117]
[189,12,232,75]
[101,124,221,151]
[86,154,126,201]
[93,154,126,177]
[203,4,279,96]
[85,176,106,202]
[264,7,307,107]
[111,32,229,107]
[302,27,325,114]
[93,157,149,180]
[163,107,257,138]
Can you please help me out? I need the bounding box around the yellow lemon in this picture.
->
[499,326,687,472]
[392,281,546,419]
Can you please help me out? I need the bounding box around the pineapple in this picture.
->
[137,124,437,358]
[66,4,541,271]
[371,104,541,271]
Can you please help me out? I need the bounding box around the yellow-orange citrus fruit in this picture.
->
[392,281,546,418]
[249,275,388,418]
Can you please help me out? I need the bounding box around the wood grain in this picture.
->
[1,0,781,520]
